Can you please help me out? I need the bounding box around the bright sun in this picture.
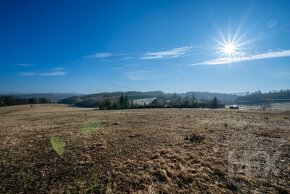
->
[220,41,239,58]
[215,31,243,59]
[223,42,237,55]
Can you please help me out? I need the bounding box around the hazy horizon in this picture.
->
[0,89,288,96]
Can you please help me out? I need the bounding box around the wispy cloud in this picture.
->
[52,67,66,71]
[267,19,278,29]
[123,70,156,81]
[18,71,67,77]
[15,63,34,67]
[84,46,194,61]
[84,52,137,61]
[141,46,192,60]
[40,71,67,76]
[86,52,113,59]
[192,50,290,66]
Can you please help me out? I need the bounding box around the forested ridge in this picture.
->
[0,96,51,107]
[237,89,290,104]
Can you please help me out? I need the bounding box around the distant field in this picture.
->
[132,98,156,105]
[0,104,289,193]
[271,102,290,111]
[239,102,290,111]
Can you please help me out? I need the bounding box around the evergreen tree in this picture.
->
[212,96,219,108]
[119,95,125,109]
[104,98,111,109]
[124,95,129,108]
[112,102,118,109]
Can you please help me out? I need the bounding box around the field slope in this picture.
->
[0,104,289,193]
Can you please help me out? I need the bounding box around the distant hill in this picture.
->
[0,96,51,107]
[84,91,165,100]
[59,91,238,107]
[0,93,81,102]
[236,89,290,105]
[4,90,289,107]
[58,89,290,108]
[180,92,237,104]
[58,91,166,107]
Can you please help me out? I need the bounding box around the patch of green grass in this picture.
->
[50,136,65,156]
[82,119,100,134]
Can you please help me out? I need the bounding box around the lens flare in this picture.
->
[214,29,246,59]
[223,42,236,55]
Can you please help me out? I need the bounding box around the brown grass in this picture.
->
[0,104,289,193]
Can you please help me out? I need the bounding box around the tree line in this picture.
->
[148,95,223,109]
[0,96,51,107]
[60,94,224,109]
[236,89,290,105]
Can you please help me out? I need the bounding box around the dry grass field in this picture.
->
[0,104,289,193]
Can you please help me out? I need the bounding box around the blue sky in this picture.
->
[1,0,290,93]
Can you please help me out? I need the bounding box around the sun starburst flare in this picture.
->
[214,29,247,60]
[218,39,242,58]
